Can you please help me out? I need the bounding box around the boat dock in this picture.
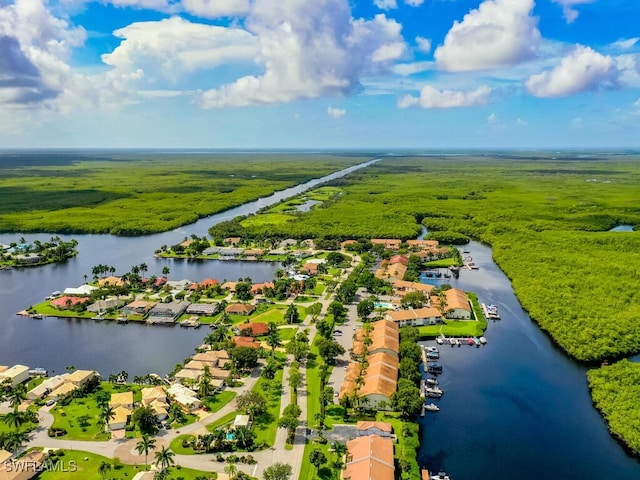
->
[481,303,501,320]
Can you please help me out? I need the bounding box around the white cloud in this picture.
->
[198,0,407,108]
[398,84,491,109]
[0,0,86,105]
[392,61,433,76]
[374,0,398,10]
[327,106,346,118]
[434,0,540,72]
[526,45,618,98]
[102,16,258,81]
[182,0,250,18]
[516,117,528,127]
[487,112,497,124]
[415,36,431,54]
[610,38,639,51]
[552,0,594,24]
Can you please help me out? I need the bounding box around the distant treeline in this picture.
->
[226,156,640,362]
[0,154,366,236]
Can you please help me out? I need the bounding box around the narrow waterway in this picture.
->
[0,157,380,377]
[417,239,640,479]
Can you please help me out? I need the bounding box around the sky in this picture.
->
[1,0,639,149]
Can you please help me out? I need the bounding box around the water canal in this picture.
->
[417,239,640,479]
[1,156,639,478]
[0,157,380,378]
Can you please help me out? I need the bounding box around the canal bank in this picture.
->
[417,239,640,480]
[0,157,381,378]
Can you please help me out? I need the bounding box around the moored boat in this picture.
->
[479,336,487,344]
[424,403,440,412]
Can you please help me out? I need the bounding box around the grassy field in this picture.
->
[0,153,366,235]
[35,450,214,479]
[50,383,143,441]
[416,292,487,338]
[252,369,283,447]
[203,390,236,414]
[234,155,640,362]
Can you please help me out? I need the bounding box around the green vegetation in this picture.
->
[202,390,236,414]
[0,153,365,235]
[252,368,284,447]
[234,156,640,362]
[588,360,640,454]
[35,449,213,480]
[416,292,487,338]
[0,236,78,268]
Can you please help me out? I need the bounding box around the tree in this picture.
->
[263,462,293,480]
[390,378,423,418]
[8,385,26,408]
[2,407,27,431]
[285,338,310,361]
[309,449,327,473]
[198,366,214,399]
[284,304,300,324]
[401,291,428,309]
[235,282,252,302]
[336,280,357,304]
[161,266,170,276]
[133,406,159,436]
[357,298,375,319]
[288,361,303,394]
[316,319,333,339]
[100,405,115,431]
[266,325,281,357]
[327,301,347,322]
[315,337,346,365]
[135,434,156,470]
[231,346,259,370]
[277,415,300,443]
[234,425,256,450]
[98,460,111,480]
[154,446,176,471]
[225,462,238,480]
[154,469,170,480]
[236,391,267,419]
[306,302,323,322]
[326,252,346,267]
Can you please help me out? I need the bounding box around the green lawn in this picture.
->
[35,450,215,480]
[423,257,458,268]
[277,327,298,341]
[170,434,198,455]
[206,411,238,432]
[251,369,283,448]
[203,391,236,414]
[50,382,143,441]
[250,305,305,326]
[417,292,487,338]
[299,441,334,480]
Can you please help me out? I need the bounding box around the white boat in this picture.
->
[436,336,445,345]
[481,303,501,320]
[424,403,440,412]
[425,387,444,397]
[448,338,456,345]
[479,336,487,344]
[425,346,439,353]
[426,378,439,386]
[430,473,452,480]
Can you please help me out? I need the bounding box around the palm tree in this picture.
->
[224,462,238,480]
[135,434,156,470]
[98,460,111,480]
[8,385,26,408]
[198,366,213,399]
[154,446,176,471]
[266,326,281,357]
[100,405,116,432]
[3,407,27,431]
[162,266,170,276]
[154,469,170,480]
[4,431,28,451]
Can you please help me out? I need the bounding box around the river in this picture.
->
[0,157,380,378]
[417,239,640,479]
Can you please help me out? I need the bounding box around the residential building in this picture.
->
[147,301,190,324]
[0,365,29,388]
[343,435,395,480]
[352,320,399,357]
[232,336,261,349]
[443,288,472,319]
[48,382,78,400]
[66,369,96,388]
[0,450,45,480]
[27,375,66,400]
[238,322,269,337]
[186,303,219,316]
[356,421,393,437]
[167,384,201,411]
[384,307,442,327]
[225,303,255,315]
[109,391,134,409]
[371,239,402,250]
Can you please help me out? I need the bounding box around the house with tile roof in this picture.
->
[343,435,395,480]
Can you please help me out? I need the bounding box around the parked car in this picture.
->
[45,399,55,407]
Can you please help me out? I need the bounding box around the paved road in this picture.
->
[20,254,362,479]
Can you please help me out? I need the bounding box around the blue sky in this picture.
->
[1,0,639,149]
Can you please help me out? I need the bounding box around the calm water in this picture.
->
[0,157,380,377]
[417,241,640,479]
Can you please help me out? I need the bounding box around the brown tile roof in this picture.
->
[225,303,256,315]
[371,239,402,249]
[232,336,261,349]
[392,279,435,294]
[356,421,393,433]
[384,307,442,323]
[98,276,125,287]
[344,435,395,480]
[244,249,264,256]
[407,239,440,249]
[239,322,269,336]
[50,296,91,308]
[250,282,274,294]
[445,288,471,311]
[389,255,409,266]
[221,281,237,291]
